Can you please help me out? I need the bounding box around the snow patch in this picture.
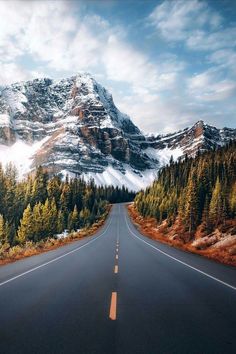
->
[3,89,27,114]
[145,147,183,166]
[0,137,50,177]
[0,113,12,127]
[81,165,158,192]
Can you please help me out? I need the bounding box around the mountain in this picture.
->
[0,73,235,191]
[146,120,236,156]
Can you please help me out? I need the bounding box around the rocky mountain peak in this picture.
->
[0,73,235,190]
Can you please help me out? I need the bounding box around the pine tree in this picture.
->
[79,208,91,227]
[0,214,5,246]
[17,204,33,244]
[41,198,57,237]
[31,166,48,205]
[68,205,79,231]
[209,178,223,227]
[201,196,211,233]
[49,198,58,235]
[183,171,199,234]
[32,202,44,241]
[57,209,65,234]
[47,177,61,205]
[229,182,236,218]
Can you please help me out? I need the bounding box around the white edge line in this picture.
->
[0,216,113,288]
[125,213,236,292]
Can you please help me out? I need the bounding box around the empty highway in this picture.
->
[0,204,235,354]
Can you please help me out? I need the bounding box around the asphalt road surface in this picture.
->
[0,204,235,354]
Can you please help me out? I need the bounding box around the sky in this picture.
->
[0,0,235,134]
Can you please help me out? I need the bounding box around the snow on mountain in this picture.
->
[0,73,235,190]
[0,137,50,177]
[144,146,183,165]
[146,120,236,157]
[81,166,158,192]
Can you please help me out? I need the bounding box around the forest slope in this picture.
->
[133,142,236,265]
[0,164,134,263]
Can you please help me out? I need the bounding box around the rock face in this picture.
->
[0,73,235,190]
[145,120,236,157]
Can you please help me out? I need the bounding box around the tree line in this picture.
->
[0,165,134,247]
[135,141,236,236]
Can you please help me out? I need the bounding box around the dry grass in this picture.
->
[0,206,111,266]
[128,204,236,267]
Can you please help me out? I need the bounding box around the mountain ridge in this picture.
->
[0,73,235,190]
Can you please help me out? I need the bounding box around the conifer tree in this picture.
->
[17,204,33,244]
[49,198,58,235]
[68,205,79,231]
[79,208,91,227]
[201,195,211,232]
[183,171,199,234]
[0,214,5,246]
[32,202,44,241]
[209,178,223,227]
[57,209,65,234]
[31,166,48,205]
[229,182,236,218]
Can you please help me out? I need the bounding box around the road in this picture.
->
[0,204,235,354]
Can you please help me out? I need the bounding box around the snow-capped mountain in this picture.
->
[0,73,235,191]
[145,120,236,157]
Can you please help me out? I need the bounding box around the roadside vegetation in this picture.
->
[132,141,236,266]
[0,165,134,263]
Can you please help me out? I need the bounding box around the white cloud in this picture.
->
[0,61,47,86]
[0,1,76,62]
[149,0,222,42]
[103,35,159,91]
[0,0,235,134]
[208,49,236,73]
[149,0,236,53]
[102,36,185,95]
[0,0,184,93]
[116,91,198,134]
[188,70,236,101]
[186,27,236,51]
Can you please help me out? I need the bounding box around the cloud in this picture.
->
[0,1,76,62]
[103,35,185,95]
[188,70,236,101]
[0,62,42,86]
[103,35,159,91]
[116,90,204,134]
[186,27,236,51]
[208,49,236,73]
[0,0,184,92]
[0,0,235,134]
[149,0,222,42]
[149,0,236,52]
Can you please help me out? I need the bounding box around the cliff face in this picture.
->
[0,73,235,190]
[146,120,236,157]
[0,73,152,178]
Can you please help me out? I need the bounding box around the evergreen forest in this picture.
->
[135,141,236,236]
[0,165,134,248]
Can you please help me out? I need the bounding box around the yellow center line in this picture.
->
[109,292,117,320]
[114,265,118,274]
[116,254,118,260]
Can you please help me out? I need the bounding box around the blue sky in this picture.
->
[0,0,235,133]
